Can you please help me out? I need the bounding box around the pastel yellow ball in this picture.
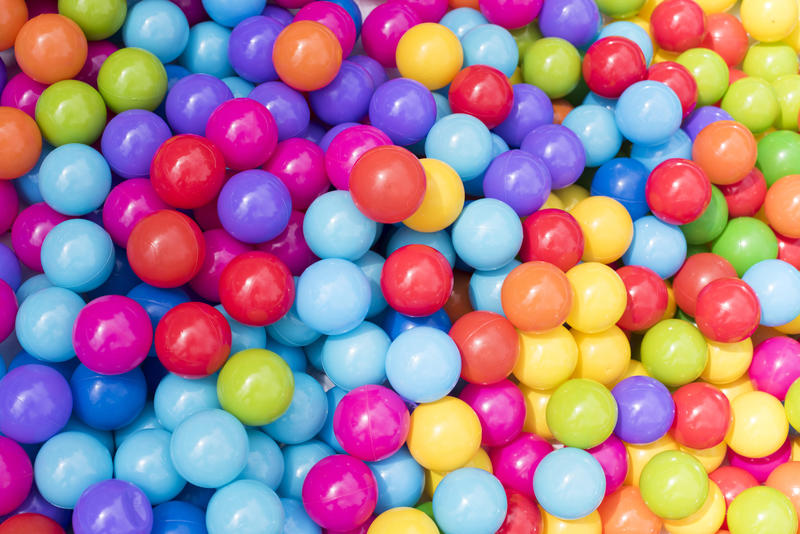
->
[701,338,753,385]
[663,480,725,534]
[396,23,463,90]
[541,508,602,534]
[368,508,440,534]
[566,262,628,334]
[571,326,631,386]
[741,0,798,42]
[680,441,727,474]
[570,196,633,264]
[404,158,464,233]
[407,396,482,472]
[726,390,789,458]
[513,326,578,390]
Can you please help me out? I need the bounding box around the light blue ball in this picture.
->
[463,133,510,197]
[223,76,256,98]
[622,215,687,279]
[38,144,111,216]
[615,81,682,147]
[216,304,267,354]
[562,105,622,167]
[114,400,163,447]
[238,429,285,490]
[742,259,800,327]
[15,286,84,362]
[452,198,523,271]
[41,219,115,293]
[170,409,248,488]
[368,447,424,514]
[461,24,519,77]
[385,326,461,403]
[206,479,284,534]
[425,114,493,181]
[61,417,114,454]
[432,468,507,534]
[202,0,266,27]
[263,373,328,445]
[533,447,606,520]
[280,498,321,534]
[34,431,113,509]
[265,338,308,373]
[304,336,326,372]
[267,297,322,347]
[115,428,187,504]
[468,259,520,316]
[322,321,390,391]
[317,387,347,454]
[355,251,388,318]
[14,143,52,204]
[303,190,377,260]
[631,128,693,172]
[154,373,220,432]
[123,0,190,63]
[583,91,617,111]
[296,258,371,335]
[180,21,234,78]
[15,274,53,305]
[440,7,487,38]
[596,21,653,65]
[278,440,334,500]
[387,228,456,268]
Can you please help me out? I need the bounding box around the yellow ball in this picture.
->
[571,326,631,386]
[701,338,753,385]
[566,262,628,334]
[653,48,681,63]
[570,196,633,263]
[663,481,726,534]
[680,441,727,473]
[555,184,590,211]
[695,0,737,12]
[404,158,464,233]
[519,385,554,440]
[407,396,482,472]
[662,281,677,322]
[776,309,800,334]
[541,508,602,534]
[783,0,800,52]
[513,326,578,390]
[509,67,523,85]
[726,391,789,458]
[424,447,492,497]
[541,192,566,210]
[791,437,800,460]
[611,359,651,388]
[625,434,679,487]
[741,0,798,42]
[368,508,440,534]
[637,0,665,19]
[715,375,755,402]
[396,23,463,90]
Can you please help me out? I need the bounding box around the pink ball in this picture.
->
[264,138,330,211]
[256,210,318,276]
[361,2,421,68]
[728,439,791,483]
[459,380,525,447]
[0,280,16,344]
[75,40,118,88]
[489,432,554,499]
[189,229,252,302]
[102,178,169,247]
[0,181,19,234]
[295,1,357,57]
[333,385,410,461]
[392,0,447,22]
[324,125,392,190]
[587,434,628,495]
[26,0,58,16]
[750,337,800,401]
[72,295,153,375]
[479,0,542,29]
[324,517,375,534]
[273,0,313,8]
[205,98,279,171]
[11,203,70,272]
[0,436,33,515]
[0,73,48,118]
[302,455,378,532]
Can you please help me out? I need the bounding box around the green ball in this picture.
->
[676,48,729,107]
[58,0,127,40]
[727,487,797,534]
[639,451,709,521]
[594,0,645,18]
[743,43,799,83]
[686,243,710,258]
[545,378,618,449]
[711,217,778,276]
[680,185,728,245]
[97,47,168,114]
[217,349,294,426]
[784,378,800,431]
[35,80,107,147]
[772,74,800,131]
[510,22,542,62]
[757,130,800,186]
[640,319,707,387]
[522,37,581,99]
[721,77,779,134]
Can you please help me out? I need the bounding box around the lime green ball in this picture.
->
[510,22,542,61]
[35,80,107,147]
[721,77,779,134]
[217,349,294,426]
[743,43,799,83]
[639,451,709,520]
[727,487,797,534]
[58,0,127,40]
[680,185,728,245]
[757,131,800,186]
[640,319,707,387]
[772,74,800,131]
[545,378,618,449]
[676,48,729,107]
[522,37,581,99]
[595,0,646,18]
[97,48,168,113]
[711,217,778,276]
[786,379,800,431]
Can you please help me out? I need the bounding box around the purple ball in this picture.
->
[368,78,436,146]
[303,121,328,145]
[3,484,72,527]
[72,479,153,534]
[217,169,292,243]
[310,60,374,126]
[520,124,586,189]
[262,4,293,26]
[611,375,675,445]
[492,84,554,148]
[0,243,20,292]
[319,122,359,151]
[349,54,388,88]
[482,149,552,216]
[0,62,6,94]
[249,81,310,141]
[228,16,283,83]
[538,0,600,48]
[101,110,172,179]
[0,365,72,443]
[682,105,734,141]
[165,73,233,135]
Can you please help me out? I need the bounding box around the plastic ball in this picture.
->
[669,382,730,451]
[407,396,482,472]
[189,229,252,303]
[534,448,606,520]
[562,105,622,168]
[151,501,207,534]
[97,47,167,113]
[38,143,109,214]
[676,48,729,107]
[217,170,291,243]
[672,252,736,317]
[165,74,233,136]
[610,376,674,445]
[121,2,187,63]
[712,217,779,276]
[205,479,283,534]
[650,0,706,53]
[482,149,551,216]
[500,261,571,332]
[493,85,553,150]
[449,311,518,385]
[153,373,219,432]
[34,80,106,147]
[262,141,327,214]
[226,15,282,83]
[565,262,628,334]
[402,158,464,233]
[638,450,709,520]
[0,107,41,180]
[547,378,618,449]
[370,508,438,534]
[583,37,646,99]
[366,78,434,146]
[154,300,229,378]
[180,21,235,78]
[302,455,377,531]
[750,336,800,400]
[598,486,662,534]
[14,14,87,84]
[519,209,584,271]
[570,326,630,386]
[70,364,146,430]
[721,77,779,134]
[616,81,683,147]
[727,486,797,534]
[452,198,523,271]
[0,364,71,444]
[295,1,356,57]
[324,125,391,189]
[360,2,420,68]
[432,468,507,533]
[381,245,453,317]
[522,37,581,99]
[728,438,790,483]
[386,326,461,403]
[40,219,114,292]
[0,515,64,534]
[726,390,788,458]
[263,371,325,444]
[13,286,81,362]
[647,61,698,119]
[623,215,687,278]
[248,82,310,141]
[396,23,463,90]
[765,175,800,240]
[448,65,513,129]
[295,257,370,335]
[114,428,185,504]
[332,385,409,461]
[741,0,797,42]
[743,259,800,328]
[701,13,747,68]
[0,73,46,119]
[616,265,669,332]
[272,21,342,91]
[695,277,760,343]
[202,98,277,171]
[425,113,493,181]
[460,380,524,447]
[0,0,27,50]
[101,111,171,180]
[460,23,519,79]
[307,60,373,126]
[469,259,519,315]
[641,319,708,387]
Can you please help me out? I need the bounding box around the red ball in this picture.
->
[616,265,669,332]
[155,302,232,378]
[650,0,707,53]
[701,13,749,67]
[219,251,295,326]
[150,134,227,209]
[449,311,519,385]
[647,61,698,118]
[671,382,731,449]
[0,514,64,534]
[695,277,760,343]
[778,231,800,270]
[205,97,278,171]
[673,252,738,317]
[718,167,766,218]
[263,138,330,211]
[188,229,253,303]
[127,210,205,288]
[520,208,584,271]
[646,158,712,225]
[448,65,514,129]
[381,244,453,317]
[582,36,647,99]
[497,489,542,534]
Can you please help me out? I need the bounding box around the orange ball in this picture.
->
[14,14,88,85]
[691,120,757,186]
[501,261,572,333]
[0,107,42,180]
[449,0,479,8]
[552,99,574,125]
[766,461,800,519]
[765,174,800,238]
[272,20,342,92]
[0,0,27,50]
[598,486,663,534]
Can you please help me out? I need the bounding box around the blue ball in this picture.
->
[461,24,519,77]
[8,351,77,380]
[202,0,266,27]
[562,105,622,167]
[14,143,52,204]
[180,21,235,78]
[123,0,190,63]
[387,227,456,268]
[469,259,521,316]
[322,321,390,390]
[263,372,328,445]
[432,468,507,534]
[304,336,326,372]
[206,479,284,534]
[15,273,53,304]
[281,498,321,534]
[452,198,523,271]
[152,501,207,534]
[596,21,653,65]
[61,416,115,454]
[533,447,606,520]
[115,428,186,505]
[238,429,285,490]
[267,297,322,347]
[368,447,424,514]
[70,364,147,431]
[176,484,216,510]
[222,76,256,97]
[296,258,371,335]
[317,387,347,454]
[128,283,190,357]
[303,190,377,260]
[582,91,617,110]
[278,440,334,500]
[38,144,111,216]
[154,373,220,432]
[623,215,687,279]
[114,400,163,447]
[590,157,650,220]
[379,308,452,340]
[440,7,488,38]
[216,304,267,354]
[742,259,800,327]
[84,246,140,300]
[385,326,461,403]
[265,338,308,373]
[425,114,494,181]
[41,219,115,293]
[15,287,84,362]
[631,128,693,172]
[615,80,682,146]
[355,251,388,318]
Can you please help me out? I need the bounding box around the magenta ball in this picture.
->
[302,454,378,532]
[323,516,375,534]
[256,210,318,276]
[10,202,69,272]
[73,295,153,375]
[75,40,118,87]
[0,73,47,117]
[102,179,170,247]
[587,434,628,495]
[459,379,525,447]
[324,125,392,190]
[263,137,330,211]
[361,2,420,68]
[479,0,543,28]
[489,432,554,499]
[333,385,410,462]
[0,436,33,515]
[205,98,278,171]
[0,280,15,343]
[399,0,448,22]
[189,229,252,302]
[0,181,18,234]
[749,337,800,401]
[295,1,357,57]
[728,439,791,483]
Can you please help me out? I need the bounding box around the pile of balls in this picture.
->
[5,0,800,531]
